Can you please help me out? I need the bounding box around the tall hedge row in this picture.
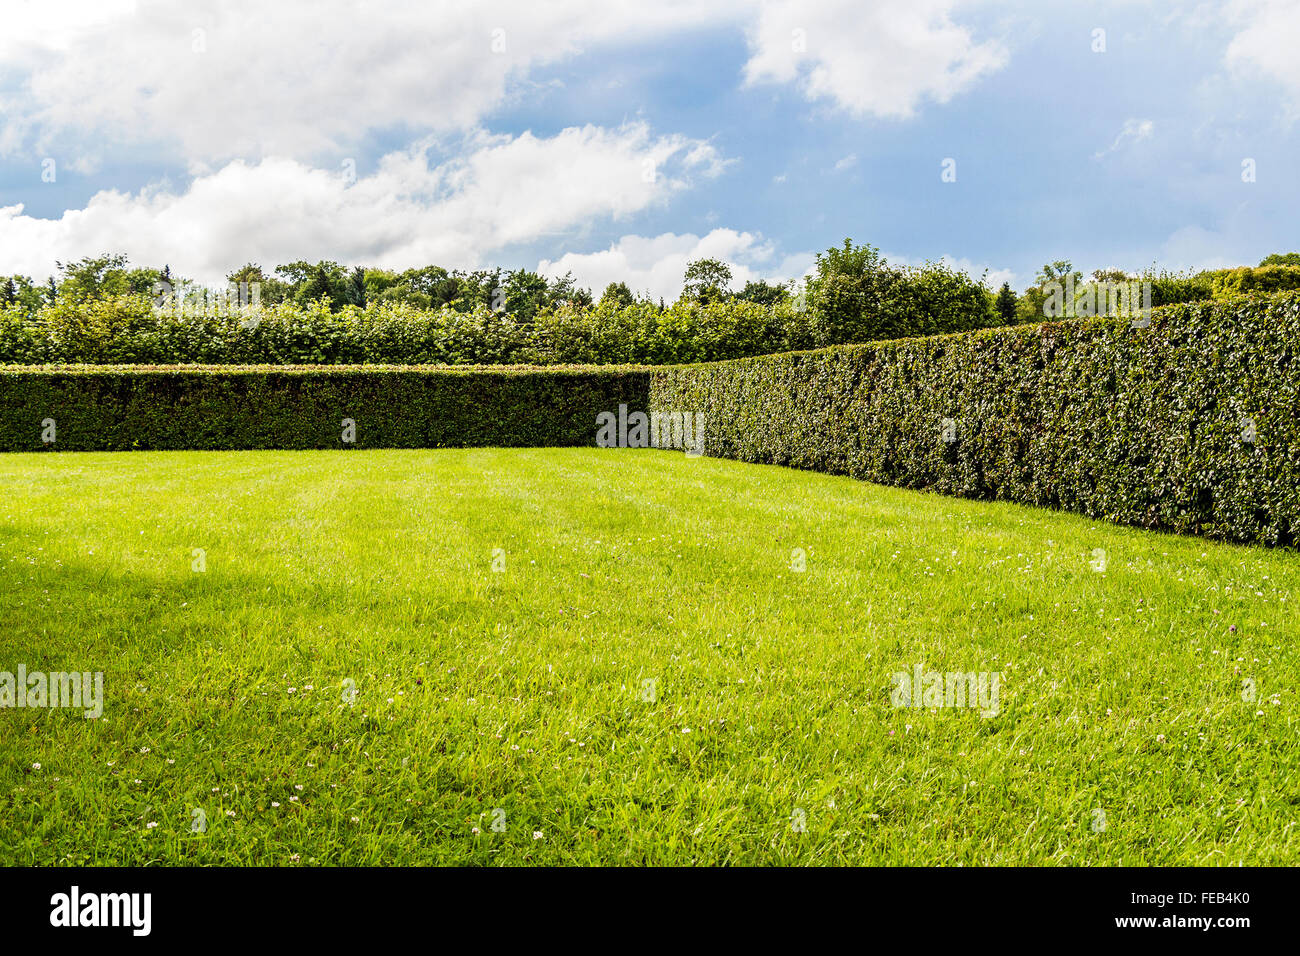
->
[648,293,1300,546]
[0,365,650,451]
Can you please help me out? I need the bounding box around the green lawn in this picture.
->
[1,448,1296,865]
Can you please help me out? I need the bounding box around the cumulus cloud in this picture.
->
[538,230,815,301]
[1224,0,1300,110]
[0,123,727,284]
[0,0,744,161]
[0,1,1017,287]
[1,0,1010,162]
[540,235,1005,303]
[1159,223,1255,273]
[1094,119,1154,159]
[741,0,1008,118]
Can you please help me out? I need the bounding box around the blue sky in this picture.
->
[1,0,1298,298]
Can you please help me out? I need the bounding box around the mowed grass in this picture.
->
[1,448,1297,866]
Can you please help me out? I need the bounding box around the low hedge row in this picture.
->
[0,365,651,451]
[648,292,1300,546]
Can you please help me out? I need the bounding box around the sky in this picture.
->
[1,0,1298,299]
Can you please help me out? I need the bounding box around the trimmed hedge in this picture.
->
[0,365,651,451]
[7,293,1300,547]
[649,292,1300,546]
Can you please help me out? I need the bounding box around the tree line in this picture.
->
[0,253,794,321]
[4,245,1299,329]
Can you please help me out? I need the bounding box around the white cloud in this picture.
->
[542,236,1006,302]
[833,153,858,171]
[1225,0,1300,110]
[0,0,744,161]
[2,0,1010,162]
[0,1,1019,292]
[0,123,726,284]
[538,229,815,301]
[0,0,138,61]
[1094,118,1154,159]
[1159,224,1248,273]
[742,0,1007,118]
[975,264,1017,290]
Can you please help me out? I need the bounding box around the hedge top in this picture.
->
[0,362,655,376]
[649,290,1298,371]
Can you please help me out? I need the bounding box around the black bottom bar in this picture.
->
[0,866,1284,945]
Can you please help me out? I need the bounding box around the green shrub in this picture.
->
[0,263,1006,367]
[0,365,650,451]
[649,292,1300,546]
[804,241,997,346]
[887,260,997,336]
[1209,265,1300,298]
[1260,252,1300,267]
[0,307,45,363]
[1139,265,1300,306]
[1141,269,1216,307]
